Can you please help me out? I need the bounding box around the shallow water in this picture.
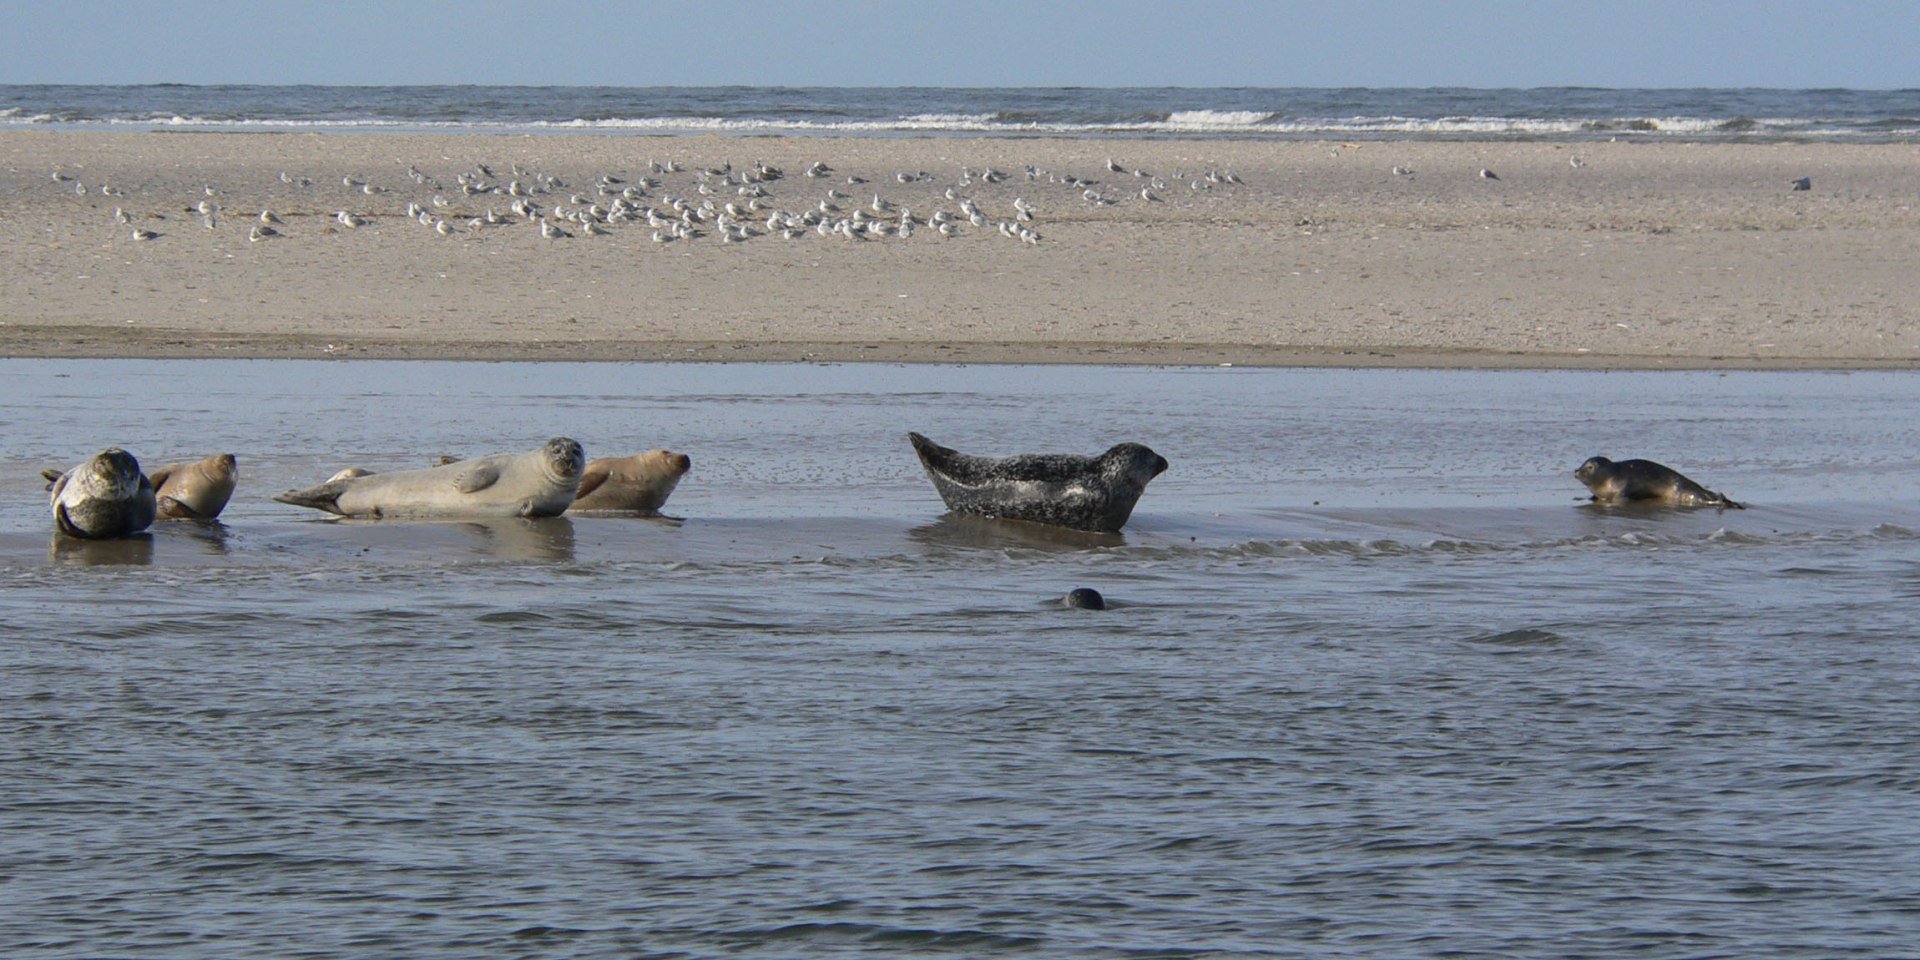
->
[4,361,1919,959]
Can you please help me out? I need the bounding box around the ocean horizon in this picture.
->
[5,84,1920,140]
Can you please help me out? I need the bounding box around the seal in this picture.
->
[908,432,1168,533]
[1062,587,1107,610]
[148,453,238,520]
[274,438,586,519]
[1574,456,1745,509]
[45,448,157,539]
[567,449,692,515]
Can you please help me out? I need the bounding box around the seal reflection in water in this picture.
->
[275,438,586,519]
[46,448,158,539]
[908,432,1168,533]
[1574,456,1745,510]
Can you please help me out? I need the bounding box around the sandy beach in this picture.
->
[2,130,1918,368]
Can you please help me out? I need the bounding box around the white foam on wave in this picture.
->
[1166,109,1272,126]
[5,111,1905,141]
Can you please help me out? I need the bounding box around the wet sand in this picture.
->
[4,131,1919,368]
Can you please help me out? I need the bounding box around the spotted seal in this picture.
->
[148,453,238,520]
[45,448,157,539]
[567,449,692,515]
[908,432,1168,533]
[1574,456,1745,509]
[275,438,585,519]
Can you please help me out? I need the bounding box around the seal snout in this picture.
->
[668,451,692,475]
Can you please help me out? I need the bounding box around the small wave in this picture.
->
[1166,109,1272,126]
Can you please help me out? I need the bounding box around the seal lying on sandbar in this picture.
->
[567,449,691,515]
[1574,456,1745,509]
[45,448,157,539]
[908,432,1168,533]
[148,453,238,520]
[275,438,586,519]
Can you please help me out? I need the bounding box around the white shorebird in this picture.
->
[113,207,132,224]
[1480,168,1500,181]
[1106,157,1124,173]
[131,228,160,241]
[540,219,570,239]
[1140,186,1162,202]
[1392,166,1414,177]
[249,225,279,242]
[260,210,282,224]
[1569,155,1585,168]
[336,211,366,228]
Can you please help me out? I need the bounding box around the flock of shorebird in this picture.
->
[55,154,1254,248]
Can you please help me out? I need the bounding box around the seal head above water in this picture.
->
[149,453,238,520]
[908,432,1168,533]
[275,438,586,519]
[567,449,692,515]
[1574,456,1744,510]
[46,448,157,539]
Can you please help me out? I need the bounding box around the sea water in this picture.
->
[3,360,1918,958]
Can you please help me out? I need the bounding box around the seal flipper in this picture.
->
[575,461,612,501]
[909,432,981,486]
[455,463,502,495]
[274,480,351,515]
[41,468,64,489]
[54,502,84,538]
[157,495,208,520]
[147,464,176,490]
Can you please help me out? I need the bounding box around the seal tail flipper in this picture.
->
[908,432,964,478]
[1718,496,1747,511]
[274,480,351,515]
[40,468,63,489]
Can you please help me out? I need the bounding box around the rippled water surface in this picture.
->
[4,361,1920,959]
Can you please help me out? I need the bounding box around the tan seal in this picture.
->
[567,449,691,515]
[149,453,238,520]
[274,438,585,519]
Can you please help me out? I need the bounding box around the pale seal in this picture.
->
[908,432,1168,533]
[275,438,586,519]
[45,448,157,539]
[567,449,692,515]
[1574,456,1745,510]
[149,453,238,520]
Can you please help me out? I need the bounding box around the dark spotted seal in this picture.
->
[1574,456,1745,509]
[45,448,158,539]
[908,432,1168,533]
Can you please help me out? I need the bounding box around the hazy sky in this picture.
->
[4,0,1916,88]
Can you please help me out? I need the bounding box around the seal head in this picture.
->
[1062,587,1107,610]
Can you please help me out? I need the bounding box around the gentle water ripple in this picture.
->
[4,362,1920,958]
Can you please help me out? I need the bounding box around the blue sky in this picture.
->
[3,0,1916,88]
